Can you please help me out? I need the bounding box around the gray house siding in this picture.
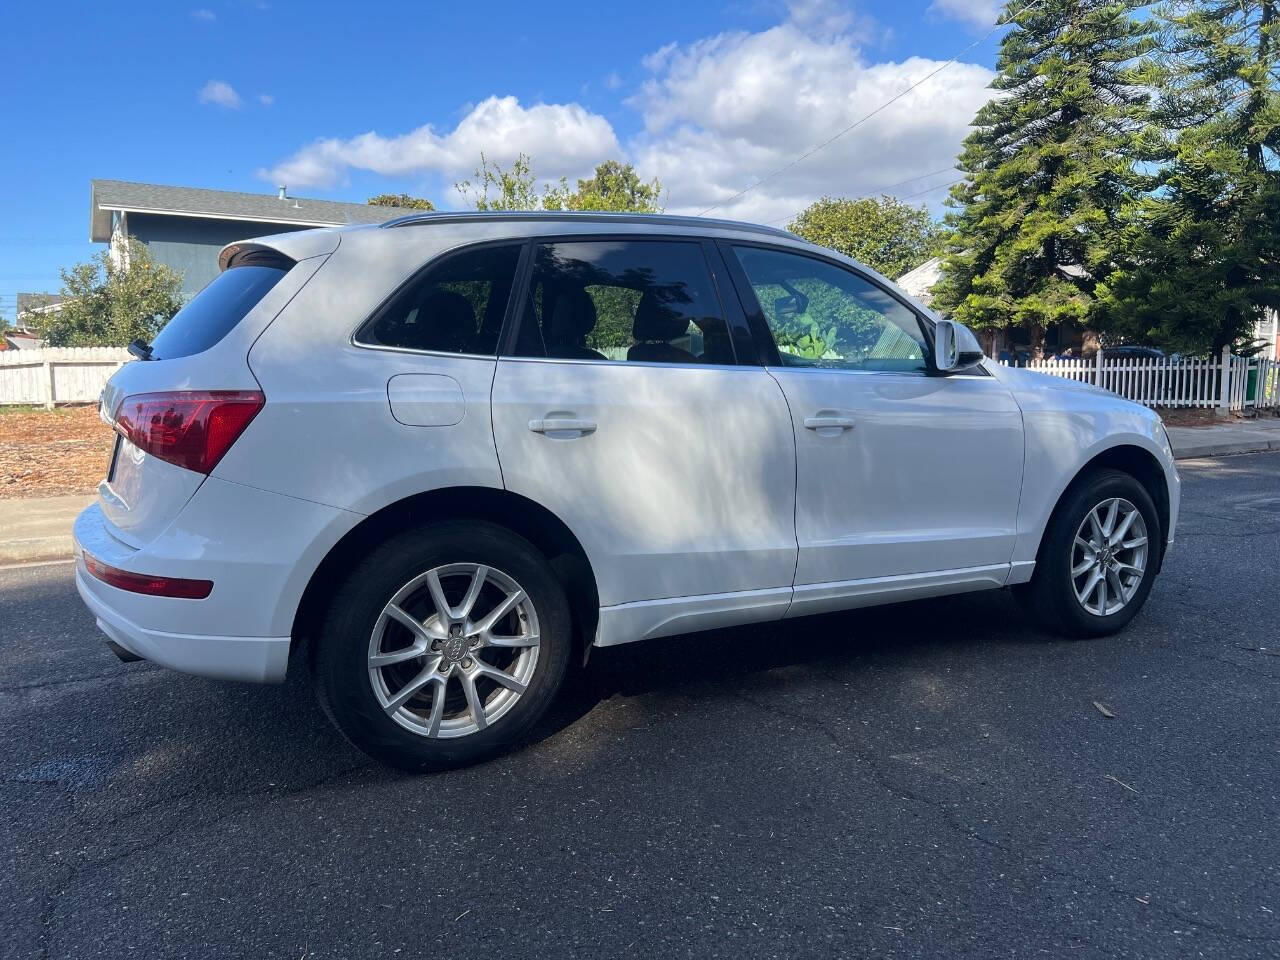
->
[127,214,309,299]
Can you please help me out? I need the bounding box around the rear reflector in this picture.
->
[113,390,264,475]
[83,552,213,600]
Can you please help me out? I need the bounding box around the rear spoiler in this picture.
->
[218,228,342,272]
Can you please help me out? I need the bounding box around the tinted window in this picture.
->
[511,240,734,365]
[732,246,928,372]
[149,264,288,360]
[359,244,521,355]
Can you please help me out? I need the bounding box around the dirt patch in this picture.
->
[0,405,114,497]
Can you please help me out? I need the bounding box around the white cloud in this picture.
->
[198,80,241,109]
[605,71,623,91]
[929,0,1001,28]
[258,93,275,107]
[259,95,620,190]
[190,8,216,22]
[258,4,993,220]
[631,15,995,222]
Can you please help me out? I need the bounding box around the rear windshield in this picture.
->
[149,262,290,359]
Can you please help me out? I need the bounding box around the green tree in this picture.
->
[367,193,434,210]
[455,154,663,212]
[787,195,942,278]
[33,241,183,347]
[1103,0,1280,354]
[934,0,1155,355]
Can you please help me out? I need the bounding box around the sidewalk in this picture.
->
[1,421,1277,566]
[0,494,94,565]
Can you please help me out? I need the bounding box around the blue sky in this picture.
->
[0,0,1005,319]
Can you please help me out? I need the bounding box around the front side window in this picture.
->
[731,246,928,372]
[358,244,521,355]
[511,240,735,365]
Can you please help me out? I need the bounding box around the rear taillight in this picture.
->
[112,390,264,475]
[82,552,213,599]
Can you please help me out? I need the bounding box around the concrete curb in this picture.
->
[0,535,75,565]
[1173,439,1280,461]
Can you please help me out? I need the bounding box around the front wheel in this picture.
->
[312,520,572,771]
[1018,468,1161,638]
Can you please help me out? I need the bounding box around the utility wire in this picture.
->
[696,0,1048,217]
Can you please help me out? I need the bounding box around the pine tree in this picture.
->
[1103,1,1280,354]
[933,0,1154,355]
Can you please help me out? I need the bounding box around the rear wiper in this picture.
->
[128,338,154,361]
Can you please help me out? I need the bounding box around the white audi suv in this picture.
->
[74,212,1179,769]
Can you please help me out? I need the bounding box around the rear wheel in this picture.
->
[313,520,571,771]
[1018,469,1161,638]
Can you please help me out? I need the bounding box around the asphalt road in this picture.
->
[3,453,1279,960]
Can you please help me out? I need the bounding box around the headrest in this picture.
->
[547,288,597,344]
[632,292,689,343]
[411,289,475,352]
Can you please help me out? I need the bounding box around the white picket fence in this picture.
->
[0,347,131,408]
[1000,348,1280,413]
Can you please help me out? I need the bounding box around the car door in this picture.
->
[721,242,1024,612]
[491,236,798,632]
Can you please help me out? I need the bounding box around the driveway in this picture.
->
[2,454,1278,959]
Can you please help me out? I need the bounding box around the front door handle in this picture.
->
[529,418,597,438]
[803,415,855,435]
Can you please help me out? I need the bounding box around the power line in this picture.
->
[696,0,1048,217]
[763,172,964,227]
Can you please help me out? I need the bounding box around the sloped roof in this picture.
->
[896,256,944,301]
[90,179,420,241]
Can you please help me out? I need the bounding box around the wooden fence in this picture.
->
[0,347,130,408]
[1000,348,1280,413]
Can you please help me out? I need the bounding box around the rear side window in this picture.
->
[510,240,734,365]
[150,260,291,359]
[357,244,521,356]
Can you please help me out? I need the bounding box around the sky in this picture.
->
[0,0,1008,321]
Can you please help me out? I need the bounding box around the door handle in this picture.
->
[803,415,855,433]
[529,418,597,438]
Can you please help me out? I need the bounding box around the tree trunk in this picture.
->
[1028,325,1045,361]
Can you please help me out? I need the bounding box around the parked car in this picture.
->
[1102,345,1166,360]
[74,212,1179,770]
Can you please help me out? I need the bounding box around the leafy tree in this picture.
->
[1102,0,1280,354]
[545,160,664,212]
[367,193,434,210]
[32,241,183,347]
[455,154,663,213]
[787,195,942,279]
[933,0,1155,355]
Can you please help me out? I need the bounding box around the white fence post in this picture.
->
[1218,344,1232,416]
[1094,349,1103,386]
[43,357,55,410]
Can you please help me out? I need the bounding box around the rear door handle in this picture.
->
[803,415,855,434]
[529,418,597,438]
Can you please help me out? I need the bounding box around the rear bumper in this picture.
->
[72,477,363,684]
[76,564,289,682]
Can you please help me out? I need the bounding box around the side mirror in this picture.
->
[933,319,984,374]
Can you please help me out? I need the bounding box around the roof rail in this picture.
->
[379,209,797,240]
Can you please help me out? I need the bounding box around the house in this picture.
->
[90,179,420,299]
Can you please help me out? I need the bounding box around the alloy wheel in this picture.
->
[367,563,540,738]
[1070,497,1148,617]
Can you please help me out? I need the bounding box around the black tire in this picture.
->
[1017,468,1162,638]
[312,520,572,772]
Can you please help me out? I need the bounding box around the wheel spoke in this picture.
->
[384,603,434,644]
[1115,561,1143,579]
[1096,572,1108,612]
[475,663,527,693]
[1111,508,1138,543]
[482,632,539,649]
[1075,536,1097,555]
[459,670,487,730]
[473,589,526,634]
[424,569,452,623]
[1106,567,1125,603]
[1088,511,1106,543]
[1078,567,1103,606]
[384,662,441,713]
[424,680,446,737]
[457,565,489,620]
[369,642,428,668]
[1072,557,1095,577]
[1102,499,1120,537]
[1120,535,1147,550]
